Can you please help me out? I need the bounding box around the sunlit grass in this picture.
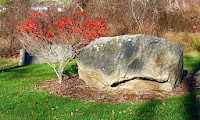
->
[183,52,200,72]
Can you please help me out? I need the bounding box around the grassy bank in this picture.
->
[0,53,199,119]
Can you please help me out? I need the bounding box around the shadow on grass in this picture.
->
[183,53,200,119]
[0,65,38,79]
[184,63,200,120]
[0,65,22,72]
[63,64,78,76]
[134,101,157,119]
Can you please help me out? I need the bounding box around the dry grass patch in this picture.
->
[0,57,19,69]
[162,32,200,52]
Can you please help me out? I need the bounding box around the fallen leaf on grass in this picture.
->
[4,111,8,114]
[152,116,156,119]
[34,102,38,105]
[123,111,127,113]
[138,113,146,117]
[160,101,166,106]
[109,110,114,115]
[71,112,75,115]
[142,113,146,116]
[182,105,185,109]
[130,101,134,105]
[90,113,95,116]
[76,108,80,112]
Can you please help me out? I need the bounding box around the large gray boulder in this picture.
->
[77,35,183,92]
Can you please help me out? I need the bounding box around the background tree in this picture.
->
[14,11,107,83]
[0,0,32,57]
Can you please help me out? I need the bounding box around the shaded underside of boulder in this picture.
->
[77,34,183,92]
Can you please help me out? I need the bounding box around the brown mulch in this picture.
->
[34,71,200,103]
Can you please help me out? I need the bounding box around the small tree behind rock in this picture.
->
[14,11,107,84]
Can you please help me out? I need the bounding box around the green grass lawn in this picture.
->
[183,52,200,73]
[0,53,200,120]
